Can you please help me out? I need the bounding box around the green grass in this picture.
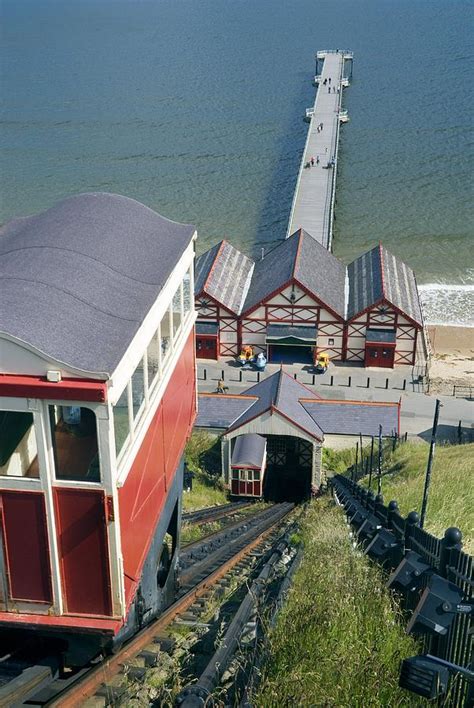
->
[182,431,229,511]
[255,499,422,707]
[362,442,474,553]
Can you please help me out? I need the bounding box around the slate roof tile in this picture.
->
[195,240,254,315]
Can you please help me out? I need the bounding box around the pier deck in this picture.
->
[287,50,351,249]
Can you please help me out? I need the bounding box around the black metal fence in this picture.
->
[330,475,473,707]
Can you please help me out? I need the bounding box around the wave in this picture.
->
[418,283,474,327]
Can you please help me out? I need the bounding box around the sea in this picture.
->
[1,0,473,326]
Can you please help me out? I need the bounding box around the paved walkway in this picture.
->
[196,360,474,442]
[287,51,348,247]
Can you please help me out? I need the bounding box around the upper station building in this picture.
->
[0,193,197,658]
[195,229,428,368]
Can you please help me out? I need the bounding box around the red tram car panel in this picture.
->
[161,334,196,482]
[0,491,52,604]
[54,488,112,616]
[119,331,196,609]
[118,409,167,608]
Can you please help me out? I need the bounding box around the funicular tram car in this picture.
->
[0,194,197,664]
[230,434,267,498]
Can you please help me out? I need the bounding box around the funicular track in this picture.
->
[0,502,296,707]
[182,501,253,527]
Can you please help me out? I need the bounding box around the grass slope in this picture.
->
[256,499,421,707]
[182,431,228,511]
[364,442,474,554]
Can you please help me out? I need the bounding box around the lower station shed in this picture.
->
[196,370,400,501]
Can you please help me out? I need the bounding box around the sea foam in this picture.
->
[418,283,474,327]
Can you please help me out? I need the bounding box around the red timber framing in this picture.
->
[346,300,421,366]
[239,277,345,361]
[195,295,238,358]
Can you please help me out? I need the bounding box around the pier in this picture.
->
[287,50,353,249]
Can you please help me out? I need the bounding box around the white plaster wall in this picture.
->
[226,409,317,445]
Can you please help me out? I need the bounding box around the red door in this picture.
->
[365,344,395,368]
[54,488,111,616]
[0,491,52,605]
[196,336,218,360]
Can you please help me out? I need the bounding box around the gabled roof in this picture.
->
[196,375,401,440]
[293,229,346,316]
[301,399,400,437]
[347,244,423,325]
[0,193,195,377]
[195,240,254,315]
[241,233,299,314]
[241,229,346,316]
[195,394,257,429]
[228,369,324,440]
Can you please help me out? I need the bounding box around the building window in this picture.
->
[49,405,100,482]
[113,386,130,460]
[0,410,39,478]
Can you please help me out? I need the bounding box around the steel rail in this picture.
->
[46,504,295,707]
[182,502,252,526]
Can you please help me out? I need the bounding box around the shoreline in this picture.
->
[427,325,473,394]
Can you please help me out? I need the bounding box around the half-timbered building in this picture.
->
[346,244,428,367]
[194,240,253,359]
[195,233,427,368]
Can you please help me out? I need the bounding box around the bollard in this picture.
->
[312,374,315,385]
[439,527,462,577]
[257,371,261,382]
[387,500,399,531]
[402,379,406,391]
[348,376,351,387]
[367,376,370,388]
[330,375,334,386]
[239,370,243,382]
[385,378,389,390]
[221,370,225,380]
[294,373,297,380]
[203,368,207,381]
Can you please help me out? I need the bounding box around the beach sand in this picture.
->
[427,325,474,394]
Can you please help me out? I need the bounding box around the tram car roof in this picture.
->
[0,192,196,379]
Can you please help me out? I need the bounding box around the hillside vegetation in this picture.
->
[326,442,474,554]
[182,432,228,511]
[255,499,422,707]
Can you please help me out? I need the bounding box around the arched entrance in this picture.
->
[263,435,312,502]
